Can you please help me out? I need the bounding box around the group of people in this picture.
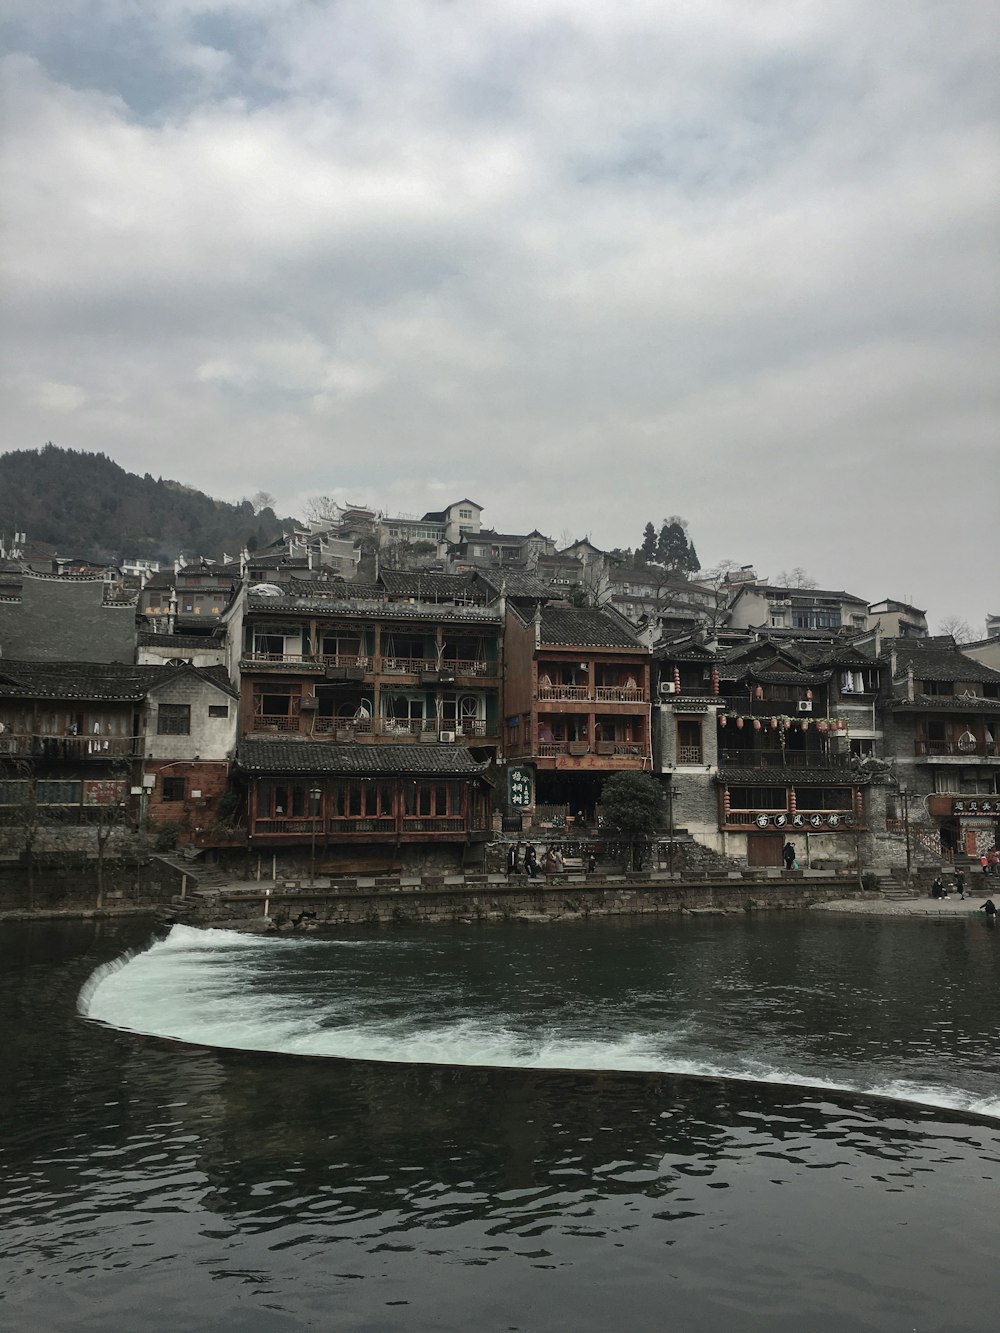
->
[978,849,1000,875]
[506,844,596,878]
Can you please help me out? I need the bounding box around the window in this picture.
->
[923,681,954,696]
[728,786,787,810]
[676,719,703,764]
[162,777,186,801]
[459,508,473,519]
[208,704,229,718]
[157,704,191,735]
[799,787,853,810]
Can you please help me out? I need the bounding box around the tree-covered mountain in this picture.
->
[0,445,293,561]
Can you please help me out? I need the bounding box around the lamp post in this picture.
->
[900,783,912,888]
[666,779,675,878]
[309,785,322,886]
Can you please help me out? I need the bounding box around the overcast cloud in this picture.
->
[1,0,997,630]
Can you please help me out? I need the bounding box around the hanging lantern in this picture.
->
[784,717,792,730]
[719,714,727,728]
[817,720,829,733]
[806,689,813,701]
[712,670,720,696]
[754,685,764,700]
[753,718,762,730]
[801,718,810,730]
[770,717,778,730]
[736,716,744,729]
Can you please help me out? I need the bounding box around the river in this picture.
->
[2,913,998,1331]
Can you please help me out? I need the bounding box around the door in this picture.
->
[747,834,783,867]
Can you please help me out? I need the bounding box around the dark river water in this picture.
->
[2,913,998,1332]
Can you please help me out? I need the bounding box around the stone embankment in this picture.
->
[167,868,869,930]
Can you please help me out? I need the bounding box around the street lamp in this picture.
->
[309,785,322,886]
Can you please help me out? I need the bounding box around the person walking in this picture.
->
[782,842,796,871]
[525,844,538,879]
[980,853,990,876]
[988,848,999,876]
[955,867,966,900]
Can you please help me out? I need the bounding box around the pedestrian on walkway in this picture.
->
[955,868,966,900]
[782,841,796,871]
[525,844,538,879]
[980,853,990,875]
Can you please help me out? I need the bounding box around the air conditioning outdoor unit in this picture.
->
[438,730,456,743]
[659,681,677,695]
[797,701,813,713]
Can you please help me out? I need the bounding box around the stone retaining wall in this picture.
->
[192,876,865,930]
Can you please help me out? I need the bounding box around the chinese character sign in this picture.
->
[508,766,533,809]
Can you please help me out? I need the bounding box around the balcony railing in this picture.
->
[915,739,998,758]
[242,652,496,677]
[538,684,589,701]
[719,749,847,769]
[251,815,467,837]
[0,734,141,760]
[252,714,302,733]
[595,686,645,702]
[313,716,374,736]
[381,656,430,675]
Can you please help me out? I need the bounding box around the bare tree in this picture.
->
[249,490,276,516]
[776,567,818,589]
[938,616,974,643]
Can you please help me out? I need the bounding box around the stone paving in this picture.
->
[814,891,999,918]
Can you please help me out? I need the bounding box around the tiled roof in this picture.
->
[378,570,480,599]
[138,631,225,648]
[473,569,551,598]
[720,667,831,686]
[717,765,869,786]
[891,695,1000,712]
[236,739,490,776]
[246,589,500,622]
[889,638,1000,684]
[0,661,234,701]
[539,607,643,649]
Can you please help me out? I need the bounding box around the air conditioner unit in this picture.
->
[438,730,456,743]
[797,701,813,713]
[659,681,677,695]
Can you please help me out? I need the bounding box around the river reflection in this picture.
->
[1,917,998,1332]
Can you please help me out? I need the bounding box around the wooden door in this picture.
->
[747,834,783,867]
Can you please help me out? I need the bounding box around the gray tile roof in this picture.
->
[0,575,137,663]
[539,607,643,649]
[889,638,1000,684]
[0,660,234,701]
[378,570,480,600]
[472,569,551,599]
[717,764,869,786]
[236,739,490,776]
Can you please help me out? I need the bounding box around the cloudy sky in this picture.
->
[1,0,997,630]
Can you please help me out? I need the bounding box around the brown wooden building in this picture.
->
[502,605,652,816]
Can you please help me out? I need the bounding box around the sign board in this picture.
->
[952,799,998,815]
[83,779,128,806]
[507,765,533,809]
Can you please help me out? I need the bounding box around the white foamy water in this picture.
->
[80,925,1000,1122]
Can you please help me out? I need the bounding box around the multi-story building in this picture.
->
[868,599,928,639]
[880,637,1000,859]
[502,605,652,821]
[728,583,870,636]
[225,575,501,869]
[0,661,237,841]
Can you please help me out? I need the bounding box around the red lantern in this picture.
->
[719,714,727,728]
[736,716,744,730]
[784,718,792,730]
[770,717,778,730]
[753,718,762,730]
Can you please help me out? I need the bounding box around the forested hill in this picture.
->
[0,445,293,561]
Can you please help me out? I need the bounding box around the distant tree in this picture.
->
[249,490,276,516]
[656,517,693,574]
[640,522,657,561]
[777,567,818,589]
[599,771,666,870]
[686,541,701,574]
[938,616,974,643]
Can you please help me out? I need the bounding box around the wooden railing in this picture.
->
[538,684,589,701]
[595,686,645,702]
[915,739,997,757]
[243,652,497,677]
[719,749,847,769]
[0,734,141,759]
[886,819,954,861]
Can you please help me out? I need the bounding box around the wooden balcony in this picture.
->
[595,686,645,703]
[251,814,472,839]
[0,733,141,760]
[719,748,849,769]
[915,738,998,759]
[538,684,589,701]
[250,716,498,741]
